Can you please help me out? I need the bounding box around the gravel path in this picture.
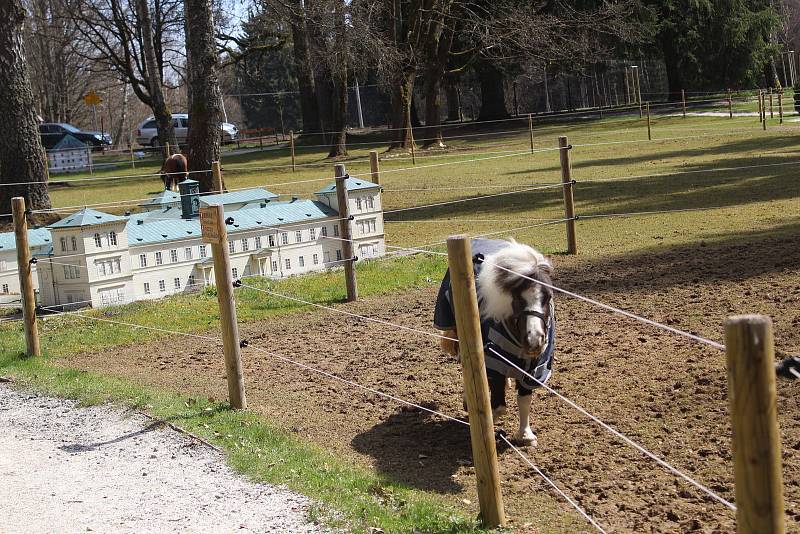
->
[0,385,330,534]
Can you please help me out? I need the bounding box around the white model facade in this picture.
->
[0,178,384,309]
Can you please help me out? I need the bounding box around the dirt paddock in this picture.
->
[63,232,800,533]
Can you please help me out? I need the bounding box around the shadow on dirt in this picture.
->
[351,405,474,493]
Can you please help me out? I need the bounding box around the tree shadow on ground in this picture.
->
[558,221,800,294]
[351,405,474,493]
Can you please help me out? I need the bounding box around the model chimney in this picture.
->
[178,178,200,219]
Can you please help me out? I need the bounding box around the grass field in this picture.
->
[2,105,799,532]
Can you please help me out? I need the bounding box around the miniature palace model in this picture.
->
[0,178,384,308]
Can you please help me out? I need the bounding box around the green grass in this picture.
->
[0,351,484,534]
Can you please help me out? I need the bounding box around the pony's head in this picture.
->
[476,239,554,357]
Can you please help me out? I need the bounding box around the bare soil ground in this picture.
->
[61,232,800,533]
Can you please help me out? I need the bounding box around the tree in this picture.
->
[0,0,51,215]
[184,0,222,191]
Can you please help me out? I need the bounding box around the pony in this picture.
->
[160,153,188,191]
[434,238,555,446]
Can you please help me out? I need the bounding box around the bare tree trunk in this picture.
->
[327,0,347,157]
[422,21,453,148]
[113,82,129,149]
[135,0,176,149]
[0,0,51,215]
[389,69,415,150]
[290,3,322,139]
[184,0,222,192]
[476,62,510,121]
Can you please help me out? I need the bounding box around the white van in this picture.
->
[135,113,238,147]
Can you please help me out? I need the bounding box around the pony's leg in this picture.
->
[488,373,507,421]
[514,390,537,446]
[440,329,458,357]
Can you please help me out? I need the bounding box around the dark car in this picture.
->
[39,123,113,150]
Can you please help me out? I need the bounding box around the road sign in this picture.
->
[200,205,224,245]
[83,90,102,106]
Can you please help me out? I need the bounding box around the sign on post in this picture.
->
[83,90,102,106]
[200,206,223,245]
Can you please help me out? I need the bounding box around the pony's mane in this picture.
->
[476,239,552,321]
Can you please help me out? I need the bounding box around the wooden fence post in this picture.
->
[728,89,733,118]
[12,197,41,357]
[446,235,506,529]
[682,89,687,118]
[724,315,785,534]
[769,90,774,118]
[645,101,652,140]
[130,144,136,169]
[779,91,783,124]
[369,150,380,185]
[762,92,767,130]
[409,127,416,165]
[335,164,358,302]
[558,136,577,255]
[200,204,247,410]
[290,131,296,172]
[758,91,763,123]
[528,114,535,153]
[212,160,225,193]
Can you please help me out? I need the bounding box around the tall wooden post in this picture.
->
[12,198,40,357]
[762,92,767,131]
[681,89,687,118]
[728,89,733,118]
[758,91,764,123]
[558,136,577,255]
[779,92,784,124]
[130,144,136,169]
[290,131,296,172]
[409,127,416,165]
[528,114,534,153]
[335,164,358,302]
[645,101,652,140]
[212,160,225,193]
[369,150,380,185]
[446,235,506,529]
[724,315,785,534]
[200,204,247,409]
[769,90,774,118]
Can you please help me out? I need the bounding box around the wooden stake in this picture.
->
[724,315,785,534]
[645,101,652,140]
[445,235,506,529]
[728,89,733,118]
[779,91,783,124]
[290,130,296,172]
[769,90,774,118]
[758,90,763,123]
[201,204,247,409]
[762,92,767,130]
[130,144,136,169]
[212,160,225,193]
[12,197,40,357]
[409,127,416,165]
[682,89,687,118]
[369,150,380,185]
[558,136,577,255]
[335,164,358,302]
[528,114,534,153]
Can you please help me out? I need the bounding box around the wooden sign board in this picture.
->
[83,90,102,106]
[200,205,224,244]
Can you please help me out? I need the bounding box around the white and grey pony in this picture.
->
[434,238,555,446]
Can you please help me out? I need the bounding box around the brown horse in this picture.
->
[160,153,188,191]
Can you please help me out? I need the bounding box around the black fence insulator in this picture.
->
[29,258,38,265]
[232,279,242,288]
[225,217,234,225]
[348,215,355,221]
[351,256,359,262]
[239,340,249,349]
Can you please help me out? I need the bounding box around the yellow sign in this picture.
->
[200,205,224,245]
[83,90,102,106]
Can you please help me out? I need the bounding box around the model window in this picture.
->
[170,249,178,262]
[285,259,290,270]
[321,226,328,237]
[255,236,262,249]
[295,230,302,242]
[109,231,117,246]
[313,254,319,265]
[94,233,102,247]
[174,277,181,289]
[71,236,77,251]
[184,247,192,260]
[268,234,275,247]
[333,225,339,237]
[271,260,278,272]
[229,240,235,253]
[336,250,342,261]
[309,228,316,240]
[158,280,166,292]
[73,266,80,279]
[2,284,8,294]
[188,274,195,287]
[155,251,163,265]
[144,283,151,294]
[60,237,67,252]
[199,245,207,258]
[299,256,305,267]
[241,238,249,252]
[139,254,147,268]
[366,196,374,209]
[281,232,288,245]
[232,267,238,279]
[356,197,362,210]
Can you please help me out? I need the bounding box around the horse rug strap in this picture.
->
[433,238,556,391]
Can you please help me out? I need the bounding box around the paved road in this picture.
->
[0,385,330,533]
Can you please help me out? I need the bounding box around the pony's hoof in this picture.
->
[492,405,507,421]
[514,428,538,447]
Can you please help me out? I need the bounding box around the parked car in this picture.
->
[39,123,112,150]
[134,114,238,147]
